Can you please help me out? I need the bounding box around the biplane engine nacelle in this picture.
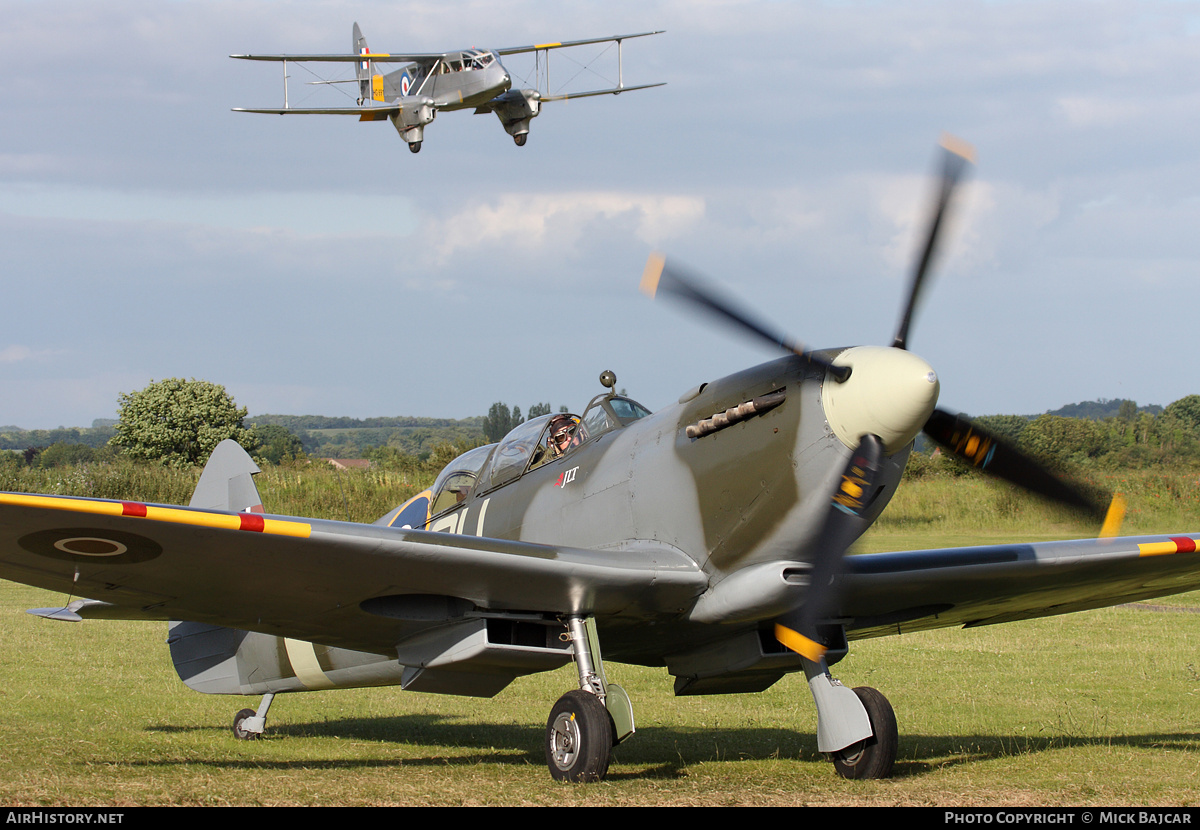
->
[390,96,437,150]
[491,89,541,145]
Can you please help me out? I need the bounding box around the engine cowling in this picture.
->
[491,89,541,139]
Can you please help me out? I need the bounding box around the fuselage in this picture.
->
[382,345,941,663]
[380,50,511,110]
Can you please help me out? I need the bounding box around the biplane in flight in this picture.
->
[2,140,1197,783]
[231,23,664,152]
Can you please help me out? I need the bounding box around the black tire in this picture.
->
[514,134,527,146]
[832,686,897,780]
[409,142,422,154]
[545,690,613,782]
[232,708,260,741]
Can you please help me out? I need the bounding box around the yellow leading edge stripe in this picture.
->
[0,493,311,539]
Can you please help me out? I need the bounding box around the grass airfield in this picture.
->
[1,474,1199,806]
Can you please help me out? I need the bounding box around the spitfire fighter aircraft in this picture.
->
[2,140,1199,784]
[231,23,664,153]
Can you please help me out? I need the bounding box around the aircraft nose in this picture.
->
[821,346,940,455]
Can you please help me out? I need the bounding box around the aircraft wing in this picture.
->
[495,31,663,56]
[840,534,1200,639]
[232,105,399,120]
[231,53,443,64]
[0,492,706,656]
[538,82,666,102]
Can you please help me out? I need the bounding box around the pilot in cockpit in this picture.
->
[531,414,579,469]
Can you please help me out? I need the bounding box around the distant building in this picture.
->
[322,458,372,471]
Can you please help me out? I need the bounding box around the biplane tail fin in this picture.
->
[353,21,373,102]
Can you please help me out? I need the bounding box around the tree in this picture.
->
[1164,395,1200,434]
[251,423,306,465]
[110,378,255,468]
[483,402,517,443]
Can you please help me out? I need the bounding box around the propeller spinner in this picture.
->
[645,136,1114,662]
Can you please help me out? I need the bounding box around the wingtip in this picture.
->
[940,132,977,164]
[640,252,666,298]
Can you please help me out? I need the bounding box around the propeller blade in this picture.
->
[922,408,1109,522]
[776,434,885,662]
[641,253,851,382]
[891,134,976,350]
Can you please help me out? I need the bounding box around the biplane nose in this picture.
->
[821,346,940,455]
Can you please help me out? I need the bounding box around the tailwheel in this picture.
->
[831,687,897,779]
[545,690,613,782]
[408,141,422,154]
[514,133,527,146]
[232,708,260,741]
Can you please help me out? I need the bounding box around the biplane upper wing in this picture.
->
[230,52,445,63]
[495,31,663,56]
[0,492,706,656]
[840,534,1200,639]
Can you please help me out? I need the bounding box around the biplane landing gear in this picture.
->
[831,687,897,780]
[513,133,527,146]
[231,692,275,740]
[546,616,633,782]
[408,141,422,154]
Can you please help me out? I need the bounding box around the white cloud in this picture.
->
[424,191,706,266]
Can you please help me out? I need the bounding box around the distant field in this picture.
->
[1,472,1198,805]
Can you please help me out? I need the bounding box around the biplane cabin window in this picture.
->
[427,443,495,518]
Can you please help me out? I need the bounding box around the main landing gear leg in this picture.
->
[801,656,897,779]
[232,692,276,740]
[545,616,634,782]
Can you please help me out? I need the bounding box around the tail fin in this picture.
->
[354,22,373,103]
[190,439,263,513]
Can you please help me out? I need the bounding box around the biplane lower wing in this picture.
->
[537,82,667,103]
[232,106,400,121]
[0,492,706,656]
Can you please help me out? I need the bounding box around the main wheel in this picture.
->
[545,690,613,782]
[832,687,897,779]
[409,141,422,154]
[514,133,527,146]
[232,708,260,741]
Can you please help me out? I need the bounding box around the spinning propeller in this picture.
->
[642,136,1117,663]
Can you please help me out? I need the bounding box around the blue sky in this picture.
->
[4,0,1200,428]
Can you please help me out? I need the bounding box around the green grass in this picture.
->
[1,471,1199,804]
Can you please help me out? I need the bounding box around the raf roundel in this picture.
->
[19,527,163,565]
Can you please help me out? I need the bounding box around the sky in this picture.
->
[4,0,1200,429]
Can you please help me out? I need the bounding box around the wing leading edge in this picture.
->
[0,492,706,656]
[840,534,1200,639]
